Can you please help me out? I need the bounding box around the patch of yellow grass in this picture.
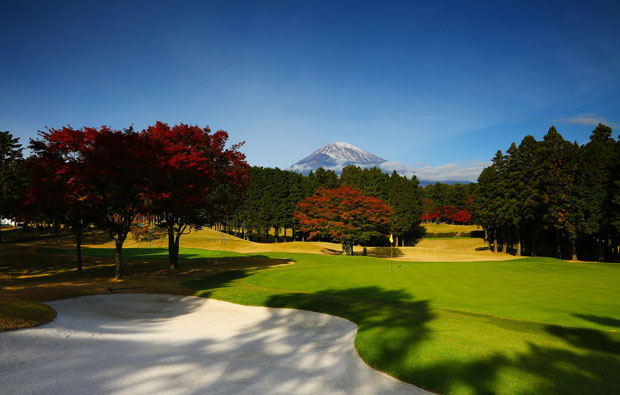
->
[379,238,514,262]
[423,223,481,234]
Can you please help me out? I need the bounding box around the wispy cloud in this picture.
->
[556,115,617,128]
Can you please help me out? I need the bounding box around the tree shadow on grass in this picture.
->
[367,247,405,258]
[573,314,620,329]
[403,321,620,395]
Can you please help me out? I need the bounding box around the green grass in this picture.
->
[56,247,620,394]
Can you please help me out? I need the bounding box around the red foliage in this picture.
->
[420,212,439,222]
[420,205,472,224]
[452,209,472,224]
[27,126,99,223]
[294,185,392,245]
[144,122,249,220]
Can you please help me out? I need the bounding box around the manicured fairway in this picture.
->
[29,248,620,394]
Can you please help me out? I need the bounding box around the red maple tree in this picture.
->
[144,122,249,269]
[452,209,472,224]
[82,126,152,279]
[28,127,98,273]
[295,186,392,255]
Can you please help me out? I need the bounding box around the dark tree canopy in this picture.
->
[0,131,26,242]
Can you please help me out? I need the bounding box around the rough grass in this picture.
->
[0,297,56,331]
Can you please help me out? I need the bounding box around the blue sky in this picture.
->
[2,1,619,180]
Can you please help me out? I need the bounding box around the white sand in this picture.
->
[0,294,429,394]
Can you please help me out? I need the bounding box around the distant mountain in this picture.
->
[289,142,386,174]
[289,142,477,184]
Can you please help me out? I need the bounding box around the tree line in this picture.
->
[472,124,620,261]
[4,122,618,269]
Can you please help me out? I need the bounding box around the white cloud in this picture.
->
[289,161,489,182]
[380,161,489,182]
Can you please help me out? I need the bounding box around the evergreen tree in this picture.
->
[473,152,504,252]
[574,124,616,261]
[516,135,545,256]
[387,171,422,246]
[539,127,579,259]
[0,131,26,242]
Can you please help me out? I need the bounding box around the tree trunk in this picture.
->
[171,232,181,270]
[555,230,561,259]
[499,229,505,253]
[487,228,492,250]
[571,237,577,261]
[493,228,497,252]
[168,226,178,269]
[516,226,521,257]
[598,236,604,262]
[115,240,123,280]
[75,231,83,273]
[531,229,537,257]
[395,235,399,247]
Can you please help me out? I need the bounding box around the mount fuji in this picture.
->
[289,142,386,174]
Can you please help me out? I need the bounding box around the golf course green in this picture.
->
[55,247,620,395]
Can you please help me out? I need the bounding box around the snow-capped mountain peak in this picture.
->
[290,142,386,174]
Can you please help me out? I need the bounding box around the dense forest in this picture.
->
[472,124,620,262]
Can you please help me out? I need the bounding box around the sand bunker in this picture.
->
[0,294,428,394]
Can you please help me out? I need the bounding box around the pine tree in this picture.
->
[0,131,26,242]
[539,127,579,259]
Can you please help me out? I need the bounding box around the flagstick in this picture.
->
[390,240,393,272]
